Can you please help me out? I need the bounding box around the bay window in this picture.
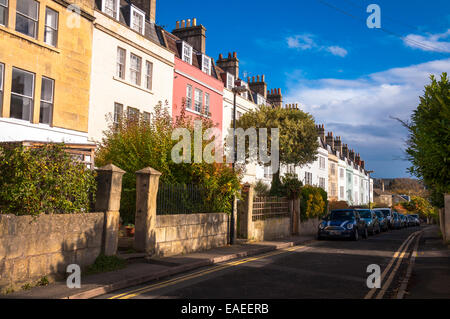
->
[10,68,34,121]
[39,77,54,124]
[16,0,39,38]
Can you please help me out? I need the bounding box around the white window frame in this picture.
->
[340,186,345,199]
[182,42,192,64]
[194,88,202,113]
[10,67,35,122]
[116,47,126,79]
[264,166,272,179]
[102,0,120,20]
[127,106,139,121]
[129,53,142,86]
[145,60,153,91]
[330,163,336,176]
[319,156,325,169]
[39,76,54,125]
[226,73,235,90]
[186,85,192,109]
[0,63,4,112]
[0,0,8,27]
[204,92,210,115]
[143,111,150,123]
[113,102,123,124]
[44,7,58,47]
[130,5,145,35]
[15,0,39,38]
[202,55,211,75]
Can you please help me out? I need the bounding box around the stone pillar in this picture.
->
[95,164,125,256]
[239,183,254,240]
[444,194,450,242]
[134,167,161,255]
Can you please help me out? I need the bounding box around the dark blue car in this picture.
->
[318,209,368,241]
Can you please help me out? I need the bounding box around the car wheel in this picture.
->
[353,228,359,241]
[317,233,323,240]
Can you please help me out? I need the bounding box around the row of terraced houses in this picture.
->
[0,0,373,205]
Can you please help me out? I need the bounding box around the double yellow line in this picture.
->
[109,245,309,299]
[364,230,423,299]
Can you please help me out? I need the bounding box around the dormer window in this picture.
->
[102,0,119,20]
[202,55,211,75]
[182,42,192,64]
[226,73,235,90]
[130,5,145,34]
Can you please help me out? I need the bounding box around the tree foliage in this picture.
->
[95,103,241,224]
[300,185,328,220]
[399,73,450,208]
[0,144,96,216]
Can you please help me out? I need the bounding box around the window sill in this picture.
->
[113,76,153,94]
[185,107,210,118]
[0,25,61,53]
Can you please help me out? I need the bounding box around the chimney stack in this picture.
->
[131,0,157,23]
[342,143,349,158]
[267,88,283,108]
[381,180,385,192]
[216,51,239,79]
[326,132,334,149]
[316,124,325,143]
[334,136,342,155]
[248,74,268,99]
[172,18,207,54]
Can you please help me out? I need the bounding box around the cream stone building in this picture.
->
[87,0,174,143]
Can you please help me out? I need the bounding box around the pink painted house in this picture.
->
[160,19,224,132]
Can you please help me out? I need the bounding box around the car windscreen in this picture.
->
[330,211,355,220]
[358,210,372,218]
[375,211,383,218]
[381,209,390,217]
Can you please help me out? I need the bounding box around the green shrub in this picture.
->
[254,180,270,196]
[280,173,303,199]
[300,185,327,220]
[0,144,97,216]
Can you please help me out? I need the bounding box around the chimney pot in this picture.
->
[186,19,191,27]
[252,76,255,82]
[176,21,180,29]
[228,52,232,58]
[257,75,260,82]
[233,52,237,58]
[192,18,197,26]
[181,20,186,28]
[262,75,265,82]
[219,53,223,59]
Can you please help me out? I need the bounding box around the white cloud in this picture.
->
[403,29,450,53]
[327,46,348,57]
[286,34,348,57]
[284,59,450,177]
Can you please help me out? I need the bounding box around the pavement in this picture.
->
[405,225,450,299]
[4,235,315,299]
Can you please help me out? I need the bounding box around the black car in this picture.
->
[373,209,389,231]
[373,208,398,229]
[409,214,420,226]
[318,209,368,241]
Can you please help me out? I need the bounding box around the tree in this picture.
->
[398,73,450,208]
[235,105,319,192]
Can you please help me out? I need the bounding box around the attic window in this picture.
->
[202,55,211,75]
[102,0,119,20]
[182,42,192,64]
[130,5,145,34]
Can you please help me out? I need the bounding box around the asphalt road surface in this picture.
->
[99,225,427,299]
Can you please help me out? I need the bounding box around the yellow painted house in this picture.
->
[0,0,95,143]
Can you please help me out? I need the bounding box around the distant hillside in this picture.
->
[373,178,427,196]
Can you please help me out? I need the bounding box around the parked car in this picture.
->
[398,214,407,228]
[318,209,368,241]
[373,210,389,231]
[356,209,381,235]
[391,211,402,229]
[374,208,399,230]
[407,214,420,227]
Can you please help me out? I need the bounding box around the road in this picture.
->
[99,225,427,299]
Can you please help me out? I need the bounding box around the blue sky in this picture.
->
[156,0,450,178]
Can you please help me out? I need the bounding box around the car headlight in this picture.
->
[346,223,354,230]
